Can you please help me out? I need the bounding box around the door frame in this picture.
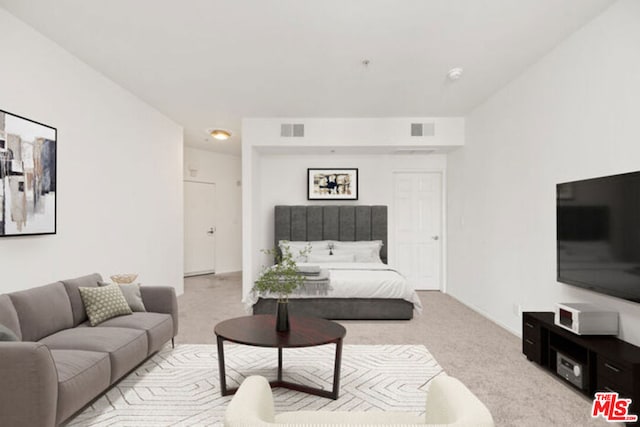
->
[184,179,217,277]
[391,169,447,293]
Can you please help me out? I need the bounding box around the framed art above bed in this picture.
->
[307,168,358,200]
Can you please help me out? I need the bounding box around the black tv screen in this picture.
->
[557,171,640,303]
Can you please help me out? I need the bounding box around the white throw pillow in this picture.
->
[308,253,355,263]
[332,248,382,263]
[333,240,383,263]
[333,240,383,250]
[279,240,331,262]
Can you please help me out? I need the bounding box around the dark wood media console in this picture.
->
[523,312,640,415]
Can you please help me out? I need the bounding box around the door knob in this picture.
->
[432,236,439,240]
[207,227,216,235]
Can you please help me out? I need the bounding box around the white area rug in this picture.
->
[70,344,444,426]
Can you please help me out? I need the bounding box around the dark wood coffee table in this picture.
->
[214,314,346,399]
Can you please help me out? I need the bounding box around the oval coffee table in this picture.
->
[214,314,346,399]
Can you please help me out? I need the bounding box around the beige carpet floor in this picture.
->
[178,272,606,426]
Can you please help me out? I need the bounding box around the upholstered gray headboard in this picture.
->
[274,205,388,263]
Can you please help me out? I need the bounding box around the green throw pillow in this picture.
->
[0,324,19,342]
[98,281,147,312]
[79,284,133,326]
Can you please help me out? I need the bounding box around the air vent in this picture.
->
[281,123,305,137]
[410,122,435,137]
[281,124,292,137]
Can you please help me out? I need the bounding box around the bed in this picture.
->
[249,205,421,320]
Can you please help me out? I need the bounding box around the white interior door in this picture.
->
[184,181,216,276]
[394,172,442,290]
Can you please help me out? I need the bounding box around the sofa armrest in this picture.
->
[424,376,494,426]
[224,376,275,427]
[140,286,179,337]
[0,342,58,427]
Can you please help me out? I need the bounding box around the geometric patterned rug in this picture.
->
[69,344,445,426]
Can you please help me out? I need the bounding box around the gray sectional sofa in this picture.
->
[0,273,178,427]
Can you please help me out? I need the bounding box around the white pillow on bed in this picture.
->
[333,240,382,250]
[279,240,331,262]
[308,253,355,263]
[333,248,382,263]
[333,240,383,263]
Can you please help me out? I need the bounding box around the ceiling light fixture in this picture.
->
[447,67,464,81]
[210,129,232,140]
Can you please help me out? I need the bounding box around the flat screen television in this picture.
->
[557,171,640,303]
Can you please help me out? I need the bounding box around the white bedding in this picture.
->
[244,262,423,314]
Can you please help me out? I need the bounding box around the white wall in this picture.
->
[183,148,242,273]
[447,0,640,345]
[0,9,184,294]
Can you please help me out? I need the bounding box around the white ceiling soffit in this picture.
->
[254,145,451,155]
[0,0,614,155]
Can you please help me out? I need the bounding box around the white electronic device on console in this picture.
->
[554,303,618,335]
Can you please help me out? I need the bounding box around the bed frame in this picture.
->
[252,205,414,320]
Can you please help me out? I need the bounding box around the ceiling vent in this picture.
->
[411,122,435,137]
[281,123,305,137]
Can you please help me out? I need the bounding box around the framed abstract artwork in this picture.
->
[0,109,57,236]
[307,168,358,200]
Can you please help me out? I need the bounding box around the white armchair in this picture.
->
[224,375,494,427]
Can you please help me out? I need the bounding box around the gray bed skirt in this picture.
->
[253,298,414,320]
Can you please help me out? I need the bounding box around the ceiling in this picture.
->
[0,0,614,155]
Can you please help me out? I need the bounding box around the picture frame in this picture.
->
[0,109,57,237]
[307,168,358,200]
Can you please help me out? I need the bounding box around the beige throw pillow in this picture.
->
[79,284,132,326]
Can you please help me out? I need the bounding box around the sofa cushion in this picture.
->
[61,273,103,326]
[9,282,73,342]
[40,327,148,383]
[79,312,173,355]
[0,294,21,340]
[50,349,110,424]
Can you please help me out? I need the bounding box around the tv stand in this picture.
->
[523,312,640,414]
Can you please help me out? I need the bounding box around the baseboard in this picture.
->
[183,270,215,278]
